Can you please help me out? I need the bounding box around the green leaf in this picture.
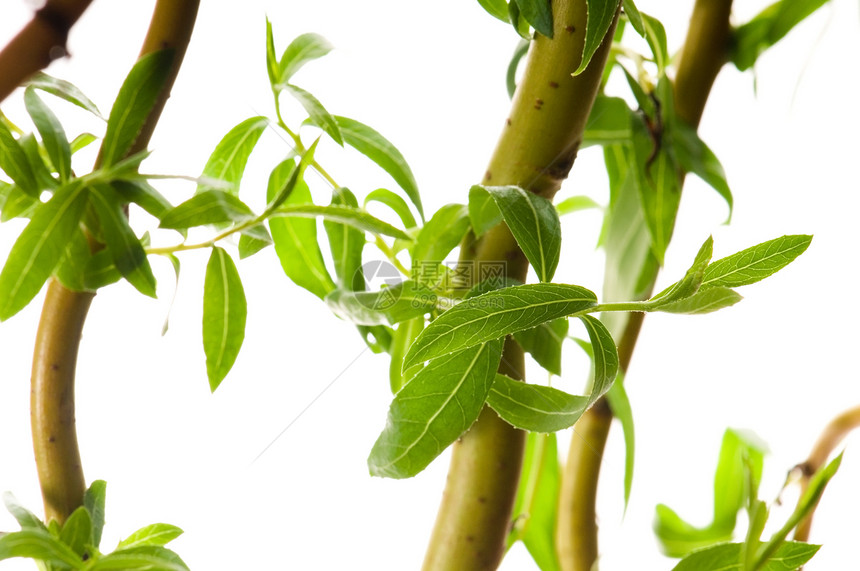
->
[478,185,561,282]
[556,195,601,216]
[203,247,247,391]
[364,188,417,229]
[673,542,819,571]
[278,33,334,84]
[70,132,98,154]
[0,118,38,196]
[655,428,767,558]
[508,1,533,39]
[700,235,812,289]
[573,0,621,75]
[0,182,89,320]
[265,18,279,87]
[117,524,183,549]
[59,506,92,558]
[651,235,713,304]
[412,204,471,284]
[732,0,830,71]
[325,280,437,326]
[274,203,409,240]
[468,185,503,238]
[368,340,503,478]
[112,179,173,222]
[3,493,46,531]
[513,0,554,38]
[159,190,255,230]
[582,95,632,148]
[622,0,644,36]
[26,72,103,118]
[238,232,271,259]
[641,13,668,74]
[197,116,268,195]
[358,324,394,354]
[514,318,568,376]
[323,187,366,290]
[389,317,424,393]
[672,122,733,221]
[506,39,531,99]
[24,87,71,182]
[83,480,106,548]
[90,186,157,297]
[507,432,561,571]
[606,372,635,509]
[88,545,189,571]
[268,161,336,299]
[404,283,597,368]
[0,529,84,568]
[334,115,423,220]
[477,0,510,23]
[284,84,343,145]
[656,286,742,315]
[101,49,174,168]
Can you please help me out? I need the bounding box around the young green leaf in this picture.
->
[24,87,71,182]
[197,116,269,195]
[368,340,503,479]
[283,84,343,145]
[88,545,189,571]
[70,132,98,154]
[278,33,334,84]
[273,203,409,240]
[700,235,812,289]
[468,185,503,238]
[325,280,437,326]
[159,190,255,230]
[365,188,418,229]
[478,185,561,282]
[203,247,247,391]
[582,95,632,148]
[556,195,601,216]
[333,115,423,220]
[268,161,336,299]
[641,13,668,74]
[672,541,819,571]
[100,49,174,168]
[111,179,173,222]
[404,283,597,368]
[91,185,157,297]
[237,233,271,259]
[0,529,85,568]
[118,523,183,549]
[26,72,103,118]
[0,118,38,196]
[651,235,714,304]
[357,324,394,354]
[672,121,733,221]
[508,1,533,39]
[412,204,471,281]
[3,493,46,531]
[59,506,92,558]
[656,286,742,315]
[0,182,89,320]
[477,0,510,23]
[83,480,107,548]
[513,0,553,38]
[506,39,530,99]
[389,317,424,393]
[514,318,568,376]
[323,187,365,290]
[507,432,561,571]
[265,18,279,88]
[606,372,635,509]
[573,0,621,76]
[20,133,59,192]
[622,0,644,36]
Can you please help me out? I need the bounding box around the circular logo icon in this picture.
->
[357,260,403,310]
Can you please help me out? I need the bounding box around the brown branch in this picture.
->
[30,0,200,524]
[556,0,735,567]
[793,404,860,542]
[0,0,95,105]
[421,2,618,569]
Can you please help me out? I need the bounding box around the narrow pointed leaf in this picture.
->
[59,506,92,557]
[673,122,733,221]
[278,33,334,83]
[365,188,417,229]
[651,235,713,303]
[0,182,89,320]
[198,116,268,195]
[118,524,183,549]
[622,0,645,36]
[0,120,37,196]
[573,0,621,75]
[477,0,511,23]
[83,480,106,548]
[112,179,173,221]
[89,545,189,571]
[479,185,561,282]
[606,373,635,509]
[70,133,98,153]
[159,190,255,229]
[325,188,367,290]
[333,115,423,220]
[274,203,409,240]
[91,186,156,297]
[700,235,812,289]
[389,317,424,393]
[412,204,471,283]
[3,493,46,531]
[24,87,71,182]
[672,541,820,571]
[265,18,279,87]
[284,84,343,145]
[238,231,271,259]
[326,280,436,326]
[513,0,553,38]
[26,72,103,118]
[101,49,174,167]
[556,195,601,216]
[203,247,247,391]
[368,340,503,478]
[641,13,668,73]
[0,529,84,567]
[506,39,531,98]
[657,287,742,315]
[404,283,597,368]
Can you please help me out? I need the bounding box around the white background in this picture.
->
[1,0,859,569]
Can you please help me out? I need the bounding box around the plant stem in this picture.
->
[30,0,200,524]
[0,0,95,104]
[792,404,860,542]
[422,2,618,569]
[556,0,734,568]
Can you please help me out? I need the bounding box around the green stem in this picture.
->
[556,0,734,567]
[30,0,200,524]
[422,2,618,568]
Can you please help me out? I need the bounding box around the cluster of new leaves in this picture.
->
[658,430,842,571]
[0,481,187,570]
